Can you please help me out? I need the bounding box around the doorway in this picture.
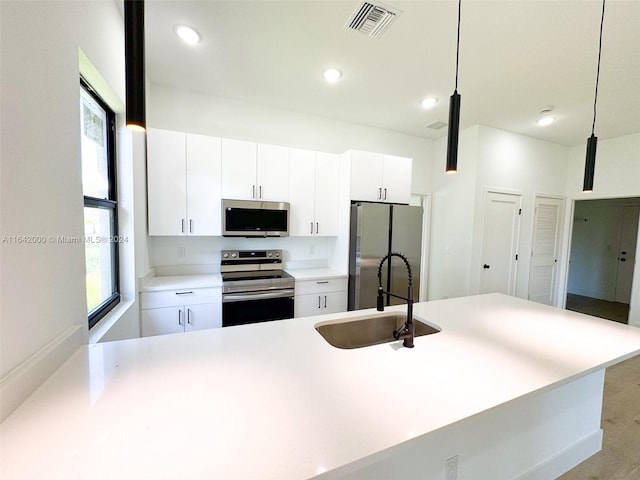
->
[479,191,522,295]
[566,197,640,324]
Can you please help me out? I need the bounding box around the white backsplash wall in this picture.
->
[149,236,333,274]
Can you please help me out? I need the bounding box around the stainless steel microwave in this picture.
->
[222,199,290,237]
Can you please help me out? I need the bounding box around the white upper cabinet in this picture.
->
[381,154,412,204]
[289,149,339,236]
[147,128,221,235]
[221,139,289,201]
[186,134,222,235]
[346,150,412,204]
[220,138,257,200]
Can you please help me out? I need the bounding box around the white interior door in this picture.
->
[528,196,564,305]
[614,205,640,304]
[479,191,522,295]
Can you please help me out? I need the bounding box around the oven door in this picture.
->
[222,289,294,327]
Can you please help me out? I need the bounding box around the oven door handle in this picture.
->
[222,289,295,303]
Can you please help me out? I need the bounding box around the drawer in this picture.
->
[295,277,347,295]
[140,287,221,309]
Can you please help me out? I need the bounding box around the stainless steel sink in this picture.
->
[315,312,440,349]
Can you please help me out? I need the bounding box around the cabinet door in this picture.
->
[322,290,348,315]
[185,302,222,332]
[147,129,187,235]
[382,155,412,204]
[314,152,340,236]
[141,306,185,337]
[186,134,221,235]
[257,144,289,201]
[294,294,324,318]
[221,138,257,200]
[349,150,384,202]
[288,148,316,236]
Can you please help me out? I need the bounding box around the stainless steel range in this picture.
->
[221,250,295,327]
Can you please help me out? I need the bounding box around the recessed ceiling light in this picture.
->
[420,97,438,109]
[175,25,201,45]
[323,68,342,83]
[537,116,556,127]
[536,108,556,127]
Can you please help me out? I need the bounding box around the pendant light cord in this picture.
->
[454,0,461,91]
[592,0,606,136]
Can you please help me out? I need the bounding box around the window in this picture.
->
[80,79,120,329]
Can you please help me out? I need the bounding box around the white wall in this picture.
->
[0,0,142,419]
[146,84,433,270]
[472,126,569,298]
[427,126,479,300]
[427,125,569,301]
[560,133,640,326]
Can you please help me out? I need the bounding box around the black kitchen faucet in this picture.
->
[376,251,414,348]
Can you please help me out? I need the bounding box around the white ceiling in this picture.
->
[144,0,640,147]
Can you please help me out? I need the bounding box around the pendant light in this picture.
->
[125,0,146,131]
[583,0,606,192]
[446,0,462,173]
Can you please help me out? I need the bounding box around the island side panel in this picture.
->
[320,370,604,480]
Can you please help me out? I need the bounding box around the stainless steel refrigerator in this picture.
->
[348,202,423,310]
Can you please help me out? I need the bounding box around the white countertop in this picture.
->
[2,294,640,479]
[286,268,347,281]
[141,273,222,291]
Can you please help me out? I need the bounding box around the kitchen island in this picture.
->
[2,294,640,479]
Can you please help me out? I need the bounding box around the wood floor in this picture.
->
[566,293,629,324]
[558,347,640,480]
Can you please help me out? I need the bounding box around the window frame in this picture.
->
[80,77,120,329]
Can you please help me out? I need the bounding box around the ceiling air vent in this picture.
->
[427,121,448,130]
[346,1,401,38]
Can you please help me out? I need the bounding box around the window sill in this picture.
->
[87,300,137,344]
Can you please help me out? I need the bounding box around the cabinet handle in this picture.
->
[316,222,319,234]
[181,219,185,233]
[311,222,314,234]
[189,219,193,234]
[383,188,387,200]
[178,309,183,326]
[175,291,194,295]
[378,187,382,200]
[324,295,327,308]
[259,185,262,199]
[316,281,329,284]
[187,308,192,325]
[318,296,321,309]
[252,185,256,198]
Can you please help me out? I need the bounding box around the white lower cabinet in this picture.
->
[294,277,347,318]
[140,288,222,337]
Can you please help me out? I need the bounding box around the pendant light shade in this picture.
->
[125,0,146,131]
[583,134,598,192]
[446,0,462,173]
[446,91,461,173]
[583,0,606,192]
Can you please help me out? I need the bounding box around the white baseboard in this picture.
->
[513,429,603,480]
[0,325,83,422]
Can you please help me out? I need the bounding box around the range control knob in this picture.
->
[231,252,237,258]
[275,251,280,257]
[223,252,229,259]
[267,252,272,257]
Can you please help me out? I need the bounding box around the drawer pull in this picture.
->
[316,281,329,284]
[175,291,194,295]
